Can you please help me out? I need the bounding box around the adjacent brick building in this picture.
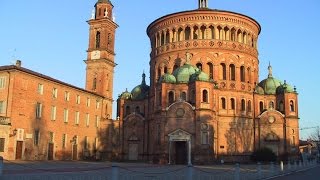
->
[116,0,299,164]
[0,0,117,160]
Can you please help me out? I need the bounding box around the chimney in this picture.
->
[16,60,22,67]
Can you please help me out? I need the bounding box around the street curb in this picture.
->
[262,165,319,180]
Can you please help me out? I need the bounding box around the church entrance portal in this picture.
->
[175,141,187,164]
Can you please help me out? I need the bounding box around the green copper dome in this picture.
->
[131,72,149,100]
[190,71,210,82]
[255,85,265,95]
[173,63,199,83]
[257,63,282,95]
[119,89,132,100]
[160,73,176,84]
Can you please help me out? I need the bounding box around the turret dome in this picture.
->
[172,63,199,83]
[119,89,132,100]
[131,72,149,100]
[257,63,282,95]
[160,73,176,83]
[190,71,210,82]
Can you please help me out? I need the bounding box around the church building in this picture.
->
[117,0,299,164]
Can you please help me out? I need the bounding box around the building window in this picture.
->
[221,97,226,109]
[96,100,100,109]
[34,130,40,146]
[0,77,5,89]
[86,98,90,107]
[168,91,174,104]
[93,78,97,90]
[64,109,69,123]
[259,101,264,113]
[64,91,70,101]
[201,123,209,145]
[75,111,80,125]
[241,99,246,111]
[230,98,235,110]
[0,138,5,152]
[240,66,245,82]
[36,102,42,118]
[196,63,203,70]
[49,132,54,143]
[84,136,89,150]
[185,26,191,40]
[202,90,208,103]
[0,101,5,114]
[51,106,57,121]
[52,88,58,98]
[37,84,43,95]
[76,95,81,104]
[94,137,99,150]
[220,63,226,80]
[86,113,90,127]
[96,31,101,49]
[62,134,67,149]
[247,100,252,112]
[181,92,187,101]
[96,116,100,128]
[229,64,235,81]
[269,101,274,109]
[290,100,295,112]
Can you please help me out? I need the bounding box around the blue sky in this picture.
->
[0,0,319,139]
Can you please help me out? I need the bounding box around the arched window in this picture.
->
[230,98,235,110]
[243,32,247,44]
[240,66,245,82]
[196,63,202,70]
[231,28,236,41]
[209,25,215,39]
[193,26,198,39]
[290,100,295,112]
[247,100,252,112]
[269,101,274,109]
[157,33,160,47]
[229,64,235,81]
[178,28,183,41]
[217,26,223,39]
[181,92,187,101]
[95,31,101,48]
[125,106,130,116]
[172,29,176,42]
[200,25,206,39]
[207,63,213,79]
[161,32,165,46]
[220,63,226,80]
[237,30,242,43]
[168,91,174,104]
[185,27,191,40]
[221,97,226,109]
[98,8,102,16]
[202,90,208,103]
[165,30,170,44]
[241,99,246,111]
[135,106,140,113]
[259,101,264,113]
[93,78,97,90]
[224,27,230,40]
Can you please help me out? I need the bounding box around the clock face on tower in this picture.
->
[91,50,100,60]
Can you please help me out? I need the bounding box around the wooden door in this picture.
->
[15,141,23,160]
[48,143,54,160]
[175,141,187,164]
[128,143,138,160]
[72,144,78,160]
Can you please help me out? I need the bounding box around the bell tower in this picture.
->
[85,0,118,119]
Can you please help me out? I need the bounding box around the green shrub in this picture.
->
[251,147,277,162]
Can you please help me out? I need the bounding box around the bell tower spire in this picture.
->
[85,0,118,119]
[199,0,208,9]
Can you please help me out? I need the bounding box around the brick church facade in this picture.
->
[116,0,299,164]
